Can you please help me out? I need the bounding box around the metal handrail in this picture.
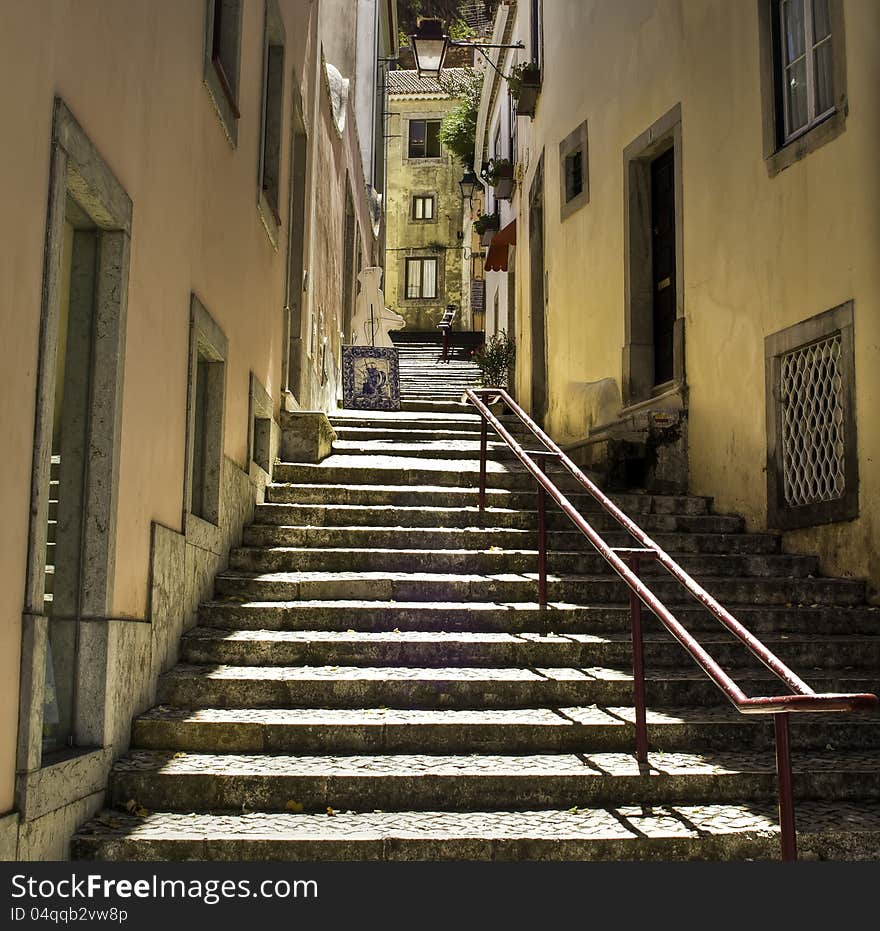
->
[465,387,877,860]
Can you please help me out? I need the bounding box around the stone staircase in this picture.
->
[73,343,880,861]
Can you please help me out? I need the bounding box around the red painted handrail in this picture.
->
[466,387,877,860]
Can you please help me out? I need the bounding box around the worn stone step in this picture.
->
[178,627,880,671]
[107,748,880,813]
[272,458,582,491]
[71,802,880,861]
[214,570,865,606]
[156,664,877,710]
[264,483,711,515]
[198,600,880,636]
[228,546,818,579]
[255,503,746,534]
[243,524,779,555]
[132,705,880,754]
[330,439,536,460]
[400,400,476,414]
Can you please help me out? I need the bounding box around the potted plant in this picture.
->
[471,330,516,389]
[474,211,500,246]
[508,61,541,118]
[482,157,515,200]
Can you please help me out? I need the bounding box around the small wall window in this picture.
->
[758,0,846,175]
[258,0,286,241]
[412,195,435,220]
[559,119,589,220]
[765,301,857,529]
[248,373,273,476]
[204,0,244,144]
[185,295,227,530]
[406,257,438,299]
[408,120,441,158]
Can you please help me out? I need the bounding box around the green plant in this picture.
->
[481,157,512,186]
[438,70,483,166]
[471,330,516,387]
[473,211,498,235]
[507,61,538,101]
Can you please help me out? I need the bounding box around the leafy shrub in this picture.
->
[472,330,516,387]
[438,70,484,166]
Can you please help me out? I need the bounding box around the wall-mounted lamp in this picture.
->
[411,18,524,81]
[459,170,480,203]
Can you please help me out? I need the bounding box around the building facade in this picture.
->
[475,0,880,592]
[0,0,396,860]
[385,69,472,334]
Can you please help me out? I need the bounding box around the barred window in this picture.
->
[765,302,857,529]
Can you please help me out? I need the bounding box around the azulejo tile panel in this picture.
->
[343,346,401,411]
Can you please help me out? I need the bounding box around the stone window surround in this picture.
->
[248,372,274,477]
[558,118,589,221]
[257,0,286,246]
[400,250,444,304]
[17,98,132,813]
[183,294,228,556]
[204,0,244,147]
[757,0,847,177]
[622,102,686,411]
[764,300,858,530]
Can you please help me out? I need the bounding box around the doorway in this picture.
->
[529,156,547,425]
[622,103,685,406]
[650,148,676,386]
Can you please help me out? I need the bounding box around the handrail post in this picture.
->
[478,417,487,513]
[536,454,548,607]
[774,713,798,861]
[627,555,649,764]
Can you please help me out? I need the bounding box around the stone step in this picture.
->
[401,400,476,414]
[272,458,582,491]
[198,599,880,636]
[106,748,880,813]
[214,570,865,606]
[263,484,711,515]
[228,545,818,579]
[179,627,880,670]
[132,705,880,754]
[330,440,533,460]
[333,426,488,441]
[71,802,880,861]
[243,524,780,555]
[255,502,745,534]
[156,664,877,710]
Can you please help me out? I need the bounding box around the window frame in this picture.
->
[407,119,442,159]
[757,0,847,177]
[411,194,436,222]
[204,0,244,145]
[764,301,858,530]
[559,119,589,221]
[257,0,286,244]
[405,256,439,300]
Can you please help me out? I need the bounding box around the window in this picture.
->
[204,0,243,144]
[778,0,834,141]
[186,295,227,530]
[412,195,435,220]
[758,0,846,175]
[559,119,589,221]
[405,257,438,299]
[531,0,544,69]
[765,301,857,530]
[408,120,441,158]
[249,373,274,476]
[258,0,286,240]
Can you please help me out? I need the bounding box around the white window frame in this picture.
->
[778,0,835,144]
[405,257,438,300]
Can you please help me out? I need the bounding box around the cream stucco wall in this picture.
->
[505,0,879,589]
[385,88,466,332]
